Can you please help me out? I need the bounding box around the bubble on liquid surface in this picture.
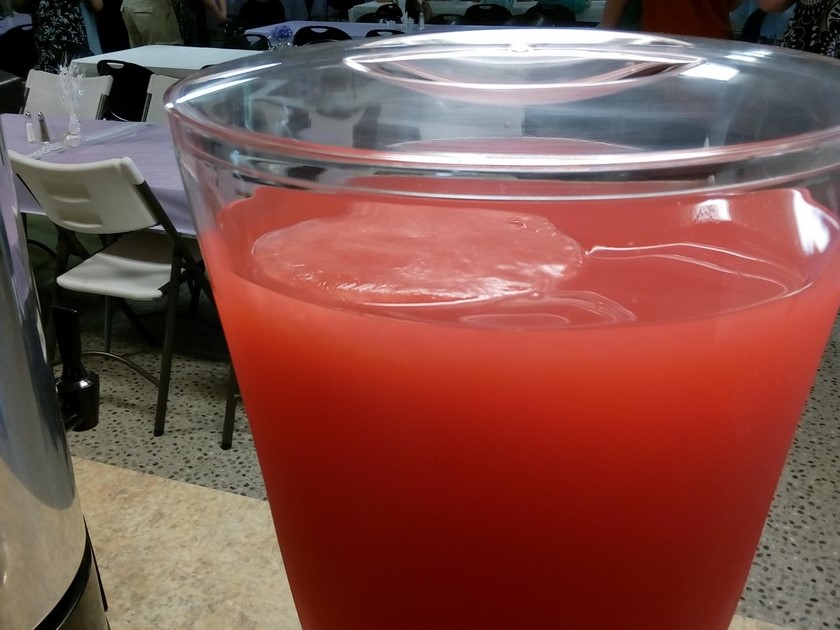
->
[252,204,583,306]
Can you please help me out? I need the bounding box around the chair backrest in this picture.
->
[143,74,180,124]
[463,3,512,24]
[9,152,161,235]
[524,3,577,25]
[0,25,37,79]
[97,59,154,121]
[505,12,555,26]
[365,28,403,37]
[238,0,287,29]
[292,25,352,45]
[426,13,466,24]
[23,69,113,119]
[222,32,272,50]
[374,2,402,21]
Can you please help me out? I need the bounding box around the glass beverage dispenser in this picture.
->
[168,30,840,630]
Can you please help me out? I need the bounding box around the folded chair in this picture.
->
[142,73,179,124]
[293,24,352,45]
[463,3,512,24]
[22,69,113,119]
[9,151,211,438]
[97,59,154,122]
[222,32,272,50]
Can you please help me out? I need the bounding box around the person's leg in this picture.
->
[148,0,183,44]
[121,0,154,46]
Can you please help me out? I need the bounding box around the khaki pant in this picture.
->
[121,0,183,47]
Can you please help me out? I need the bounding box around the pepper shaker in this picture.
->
[37,112,50,144]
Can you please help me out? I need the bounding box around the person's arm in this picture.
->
[759,0,795,12]
[599,0,628,28]
[86,0,103,12]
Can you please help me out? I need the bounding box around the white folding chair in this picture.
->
[142,74,179,124]
[9,150,212,437]
[22,69,113,119]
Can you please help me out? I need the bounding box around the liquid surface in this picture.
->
[240,188,819,328]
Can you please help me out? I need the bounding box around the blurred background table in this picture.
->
[246,18,482,37]
[2,114,194,235]
[0,11,30,37]
[347,0,603,23]
[72,45,262,79]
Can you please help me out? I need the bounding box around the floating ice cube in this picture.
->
[252,203,583,306]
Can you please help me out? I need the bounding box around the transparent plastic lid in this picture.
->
[167,29,840,194]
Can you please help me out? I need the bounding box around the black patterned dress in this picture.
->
[32,0,90,71]
[780,0,840,58]
[171,0,209,45]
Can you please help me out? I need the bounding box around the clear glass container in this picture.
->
[167,30,840,630]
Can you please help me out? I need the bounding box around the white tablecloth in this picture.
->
[348,0,603,23]
[72,45,262,79]
[2,113,195,235]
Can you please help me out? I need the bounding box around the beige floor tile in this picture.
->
[74,457,300,629]
[74,457,789,630]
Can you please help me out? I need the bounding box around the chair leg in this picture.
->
[188,279,201,316]
[222,364,238,450]
[44,233,74,362]
[103,296,113,352]
[153,253,182,437]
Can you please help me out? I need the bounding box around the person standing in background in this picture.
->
[599,0,641,29]
[81,0,103,53]
[760,0,840,57]
[171,0,226,46]
[601,0,744,38]
[31,0,90,70]
[96,0,130,51]
[120,0,181,46]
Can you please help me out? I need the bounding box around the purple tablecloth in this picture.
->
[1,114,195,236]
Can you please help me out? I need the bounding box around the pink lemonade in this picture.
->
[202,183,840,629]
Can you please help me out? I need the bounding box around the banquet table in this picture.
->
[347,0,604,24]
[2,113,195,236]
[0,11,31,37]
[72,45,262,79]
[246,19,483,38]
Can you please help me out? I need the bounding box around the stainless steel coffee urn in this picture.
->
[0,126,109,627]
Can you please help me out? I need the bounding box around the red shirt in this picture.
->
[643,0,734,39]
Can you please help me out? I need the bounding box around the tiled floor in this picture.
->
[25,218,839,629]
